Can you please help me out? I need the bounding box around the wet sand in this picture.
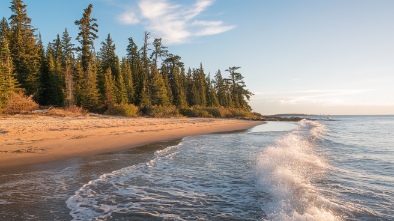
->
[0,115,263,169]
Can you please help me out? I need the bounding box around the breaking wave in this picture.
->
[256,119,342,221]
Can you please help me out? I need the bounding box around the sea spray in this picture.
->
[256,120,341,221]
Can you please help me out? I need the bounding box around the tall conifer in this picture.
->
[9,0,40,98]
[74,4,99,110]
[0,33,19,108]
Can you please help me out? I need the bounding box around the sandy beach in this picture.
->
[0,115,263,169]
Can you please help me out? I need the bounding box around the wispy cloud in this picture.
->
[118,10,140,24]
[117,0,235,44]
[252,89,375,106]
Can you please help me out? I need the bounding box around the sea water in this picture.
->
[0,116,393,220]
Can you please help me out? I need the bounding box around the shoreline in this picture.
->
[0,115,263,169]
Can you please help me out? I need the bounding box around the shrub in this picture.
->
[46,105,88,116]
[2,93,38,114]
[144,105,181,118]
[179,106,262,119]
[202,107,233,118]
[104,103,139,117]
[66,105,89,115]
[180,107,213,118]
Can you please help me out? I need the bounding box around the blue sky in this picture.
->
[1,0,394,115]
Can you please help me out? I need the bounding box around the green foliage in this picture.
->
[74,4,100,111]
[103,68,116,106]
[1,2,258,117]
[180,106,213,118]
[149,66,169,106]
[143,105,180,118]
[104,103,139,117]
[75,4,98,73]
[179,106,261,119]
[9,0,40,98]
[121,57,134,103]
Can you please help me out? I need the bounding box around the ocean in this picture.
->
[0,116,393,220]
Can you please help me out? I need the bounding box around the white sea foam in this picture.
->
[66,142,184,221]
[257,120,341,221]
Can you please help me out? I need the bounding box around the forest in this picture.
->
[0,1,259,118]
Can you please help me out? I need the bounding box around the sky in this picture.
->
[1,0,394,115]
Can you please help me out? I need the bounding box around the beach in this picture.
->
[0,115,263,169]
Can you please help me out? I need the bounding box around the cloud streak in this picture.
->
[252,89,375,106]
[117,0,235,44]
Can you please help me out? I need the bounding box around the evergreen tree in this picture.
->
[61,28,75,65]
[50,42,64,105]
[126,37,146,106]
[0,18,11,40]
[214,70,226,106]
[9,0,40,98]
[171,66,187,107]
[120,57,134,104]
[150,38,168,67]
[37,34,50,105]
[51,35,65,105]
[114,57,128,104]
[164,54,186,107]
[185,68,197,106]
[149,65,169,106]
[197,63,207,106]
[61,28,75,107]
[98,34,121,104]
[75,4,98,74]
[191,69,202,106]
[205,74,219,107]
[225,66,253,110]
[0,33,19,108]
[103,68,116,106]
[74,4,99,110]
[139,31,151,106]
[160,64,173,104]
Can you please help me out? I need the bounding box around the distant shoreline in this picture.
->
[0,115,263,169]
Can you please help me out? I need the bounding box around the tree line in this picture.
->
[0,1,254,115]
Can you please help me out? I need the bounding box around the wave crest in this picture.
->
[257,120,341,221]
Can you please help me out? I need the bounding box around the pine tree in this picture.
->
[164,54,186,107]
[205,74,219,107]
[126,37,146,106]
[61,28,75,65]
[74,4,99,110]
[185,68,196,106]
[197,63,207,106]
[191,69,202,106]
[51,35,65,105]
[114,57,128,104]
[120,57,134,104]
[150,38,168,67]
[149,65,169,106]
[37,34,50,105]
[61,29,75,107]
[225,66,253,110]
[9,0,40,99]
[98,34,122,104]
[44,41,64,106]
[139,31,151,106]
[214,70,226,106]
[0,18,11,40]
[0,34,19,108]
[171,66,187,107]
[160,64,173,105]
[103,68,116,106]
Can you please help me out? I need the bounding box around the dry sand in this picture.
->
[0,115,263,169]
